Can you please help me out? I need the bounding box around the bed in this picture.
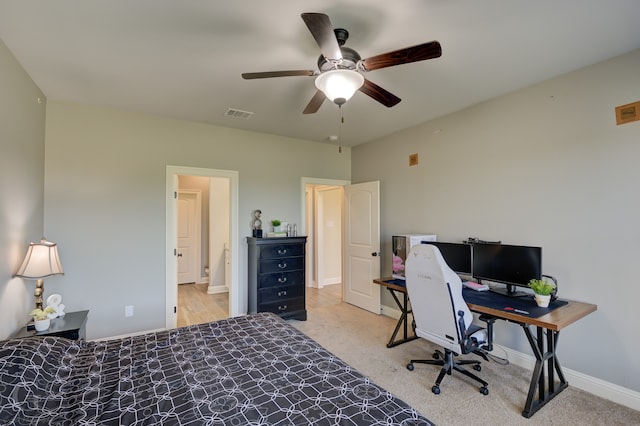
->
[1,312,432,425]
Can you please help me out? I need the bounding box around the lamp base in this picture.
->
[34,279,44,310]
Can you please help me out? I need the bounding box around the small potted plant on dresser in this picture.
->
[30,306,56,331]
[528,278,556,307]
[271,219,282,233]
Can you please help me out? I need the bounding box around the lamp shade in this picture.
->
[315,69,365,105]
[15,238,64,279]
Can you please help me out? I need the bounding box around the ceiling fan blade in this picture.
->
[359,79,401,108]
[360,41,442,71]
[301,13,342,61]
[242,70,316,80]
[303,90,326,114]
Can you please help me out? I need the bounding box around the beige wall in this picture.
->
[0,39,47,339]
[319,187,342,285]
[43,101,351,339]
[210,176,231,288]
[352,49,640,392]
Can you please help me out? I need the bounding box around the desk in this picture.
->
[373,278,418,347]
[464,290,596,417]
[374,277,597,418]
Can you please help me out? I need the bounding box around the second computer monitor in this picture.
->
[472,243,542,289]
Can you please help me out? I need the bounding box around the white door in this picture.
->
[343,181,381,313]
[177,191,200,284]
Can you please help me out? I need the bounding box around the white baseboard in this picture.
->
[380,304,640,412]
[321,276,341,286]
[207,284,229,294]
[381,304,403,319]
[499,345,640,411]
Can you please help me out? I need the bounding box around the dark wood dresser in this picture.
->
[247,236,307,321]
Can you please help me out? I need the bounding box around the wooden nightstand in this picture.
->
[11,310,89,340]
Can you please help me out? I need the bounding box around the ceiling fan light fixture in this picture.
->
[315,69,364,105]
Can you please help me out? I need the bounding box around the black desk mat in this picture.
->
[462,288,568,318]
[383,279,567,318]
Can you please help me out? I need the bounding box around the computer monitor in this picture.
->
[422,241,472,275]
[472,243,542,297]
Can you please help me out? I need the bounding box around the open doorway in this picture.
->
[301,178,349,302]
[176,176,230,327]
[166,166,239,329]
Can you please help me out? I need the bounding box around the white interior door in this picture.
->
[177,191,200,284]
[343,181,380,313]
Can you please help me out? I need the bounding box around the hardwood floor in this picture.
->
[177,282,343,327]
[177,283,229,327]
[306,283,343,309]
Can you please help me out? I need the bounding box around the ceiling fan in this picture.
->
[242,12,442,114]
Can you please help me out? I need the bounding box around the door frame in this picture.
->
[166,165,239,328]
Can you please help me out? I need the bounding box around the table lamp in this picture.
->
[15,238,64,310]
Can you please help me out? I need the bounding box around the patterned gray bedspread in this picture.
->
[1,312,432,425]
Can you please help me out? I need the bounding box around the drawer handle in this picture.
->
[278,277,287,283]
[278,305,287,311]
[278,290,287,296]
[278,249,287,255]
[277,262,287,269]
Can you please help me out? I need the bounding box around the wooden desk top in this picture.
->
[374,277,597,331]
[374,277,408,293]
[466,298,596,331]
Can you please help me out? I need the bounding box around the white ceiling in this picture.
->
[1,1,639,147]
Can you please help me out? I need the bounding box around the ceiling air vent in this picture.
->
[224,108,254,120]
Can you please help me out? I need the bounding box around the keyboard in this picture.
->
[463,281,489,291]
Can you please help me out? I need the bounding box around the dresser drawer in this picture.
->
[258,270,304,289]
[259,284,304,304]
[260,298,305,316]
[260,243,305,259]
[260,256,304,274]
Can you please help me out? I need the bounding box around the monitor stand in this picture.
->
[489,284,530,298]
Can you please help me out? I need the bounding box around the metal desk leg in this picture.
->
[521,325,568,418]
[385,288,418,348]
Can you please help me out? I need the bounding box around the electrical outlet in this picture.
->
[125,305,134,317]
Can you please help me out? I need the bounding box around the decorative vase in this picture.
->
[34,318,51,332]
[534,294,551,308]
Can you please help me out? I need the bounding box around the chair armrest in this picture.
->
[478,314,496,352]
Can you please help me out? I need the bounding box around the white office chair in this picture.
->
[405,244,490,395]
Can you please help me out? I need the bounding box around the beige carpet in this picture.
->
[291,287,639,425]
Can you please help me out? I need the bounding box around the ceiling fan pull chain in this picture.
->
[338,105,344,153]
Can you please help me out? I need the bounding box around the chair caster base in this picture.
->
[480,386,489,395]
[406,363,414,371]
[432,385,440,395]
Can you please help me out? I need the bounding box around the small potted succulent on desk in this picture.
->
[528,278,556,308]
[30,306,56,331]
